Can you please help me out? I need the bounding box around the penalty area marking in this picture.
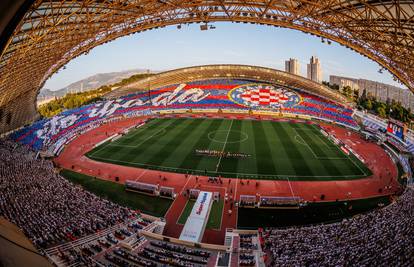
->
[293,134,345,160]
[122,120,157,140]
[108,128,167,149]
[292,129,318,159]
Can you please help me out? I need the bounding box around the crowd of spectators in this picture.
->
[109,247,156,267]
[264,188,414,266]
[0,139,134,248]
[134,241,211,266]
[239,234,257,266]
[150,241,210,259]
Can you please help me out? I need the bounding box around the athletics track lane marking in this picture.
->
[234,177,239,229]
[286,177,296,199]
[166,175,193,221]
[134,169,148,182]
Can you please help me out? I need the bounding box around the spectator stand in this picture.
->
[104,246,157,267]
[0,139,136,252]
[139,230,231,266]
[386,135,410,154]
[45,214,167,267]
[398,155,412,185]
[44,215,145,266]
[262,188,414,266]
[224,229,265,267]
[382,141,413,186]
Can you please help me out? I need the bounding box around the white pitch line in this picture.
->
[345,152,367,176]
[233,176,239,201]
[90,122,167,155]
[134,169,148,182]
[113,127,167,149]
[293,128,318,159]
[215,119,234,173]
[89,138,115,157]
[294,129,347,160]
[286,177,295,198]
[179,175,193,195]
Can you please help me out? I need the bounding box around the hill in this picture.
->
[38,69,155,100]
[37,72,155,117]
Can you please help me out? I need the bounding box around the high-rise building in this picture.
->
[329,75,414,110]
[285,58,300,75]
[307,56,322,83]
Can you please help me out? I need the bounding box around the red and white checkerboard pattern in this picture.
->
[240,88,289,106]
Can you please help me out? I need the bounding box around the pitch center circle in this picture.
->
[207,130,248,144]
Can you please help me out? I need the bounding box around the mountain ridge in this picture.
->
[38,69,156,99]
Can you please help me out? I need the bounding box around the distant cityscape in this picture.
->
[284,56,414,110]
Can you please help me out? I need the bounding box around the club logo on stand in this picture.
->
[228,84,301,109]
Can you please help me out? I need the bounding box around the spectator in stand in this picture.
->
[0,139,134,248]
[263,188,414,266]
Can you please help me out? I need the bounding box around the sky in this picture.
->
[43,22,405,91]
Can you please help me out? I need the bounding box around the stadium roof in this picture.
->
[0,0,413,133]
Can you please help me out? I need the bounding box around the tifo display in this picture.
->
[10,80,357,152]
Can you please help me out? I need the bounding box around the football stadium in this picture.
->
[0,1,414,267]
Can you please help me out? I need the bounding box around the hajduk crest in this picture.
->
[228,84,301,109]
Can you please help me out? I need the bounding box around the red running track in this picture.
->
[54,114,401,245]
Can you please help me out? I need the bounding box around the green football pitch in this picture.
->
[86,117,371,181]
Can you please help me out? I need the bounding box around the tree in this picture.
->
[38,73,154,118]
[377,106,387,118]
[360,89,367,101]
[341,86,353,99]
[365,99,373,110]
